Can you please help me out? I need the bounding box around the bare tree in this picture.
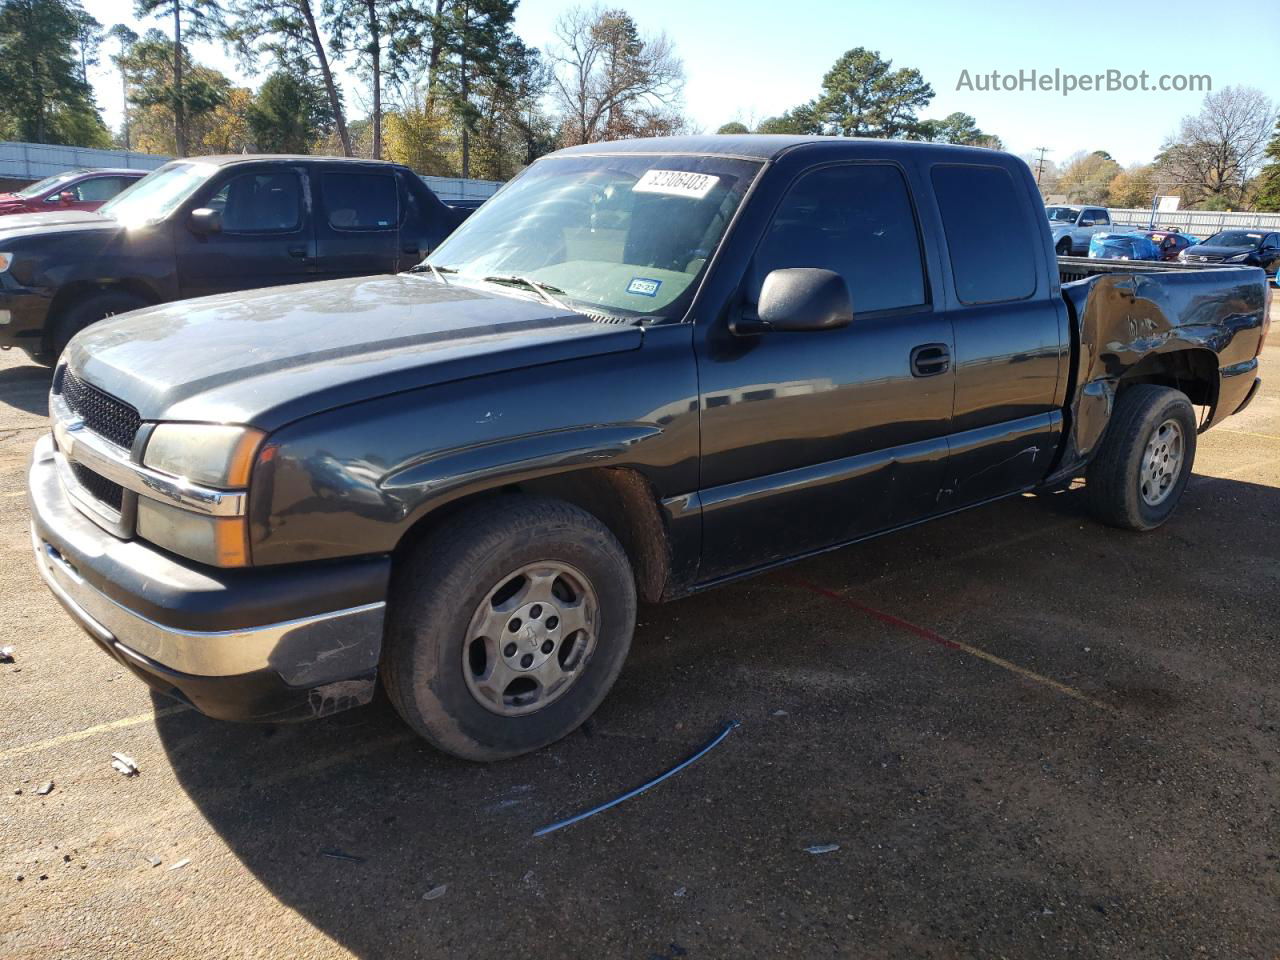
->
[1157,86,1279,208]
[547,5,683,145]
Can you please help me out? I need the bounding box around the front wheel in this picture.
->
[1056,239,1073,257]
[1086,384,1197,531]
[381,496,637,761]
[48,290,149,360]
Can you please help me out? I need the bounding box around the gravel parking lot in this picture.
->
[3,304,1278,959]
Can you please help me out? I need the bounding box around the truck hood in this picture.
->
[0,209,120,239]
[66,273,644,430]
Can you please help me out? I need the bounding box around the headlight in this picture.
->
[1225,252,1250,263]
[138,423,264,567]
[0,252,12,272]
[143,423,263,488]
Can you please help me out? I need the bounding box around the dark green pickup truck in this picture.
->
[28,135,1270,760]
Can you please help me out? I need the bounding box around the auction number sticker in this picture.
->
[633,169,720,199]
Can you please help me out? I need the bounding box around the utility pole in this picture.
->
[1033,147,1050,186]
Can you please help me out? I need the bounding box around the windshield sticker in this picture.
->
[633,170,720,199]
[627,277,662,297]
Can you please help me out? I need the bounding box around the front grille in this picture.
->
[57,368,141,450]
[69,461,124,512]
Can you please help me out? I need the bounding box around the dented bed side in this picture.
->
[1048,260,1269,482]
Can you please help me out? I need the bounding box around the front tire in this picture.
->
[382,496,637,761]
[1086,384,1197,531]
[1056,239,1073,257]
[48,290,149,360]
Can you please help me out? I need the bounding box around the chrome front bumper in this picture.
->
[28,433,391,720]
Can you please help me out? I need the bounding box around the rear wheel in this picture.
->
[1086,384,1197,531]
[382,496,637,761]
[48,290,149,361]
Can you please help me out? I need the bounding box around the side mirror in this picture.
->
[733,268,853,335]
[1079,219,1096,227]
[188,207,222,235]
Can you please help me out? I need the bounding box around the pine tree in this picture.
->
[0,0,109,145]
[134,0,224,155]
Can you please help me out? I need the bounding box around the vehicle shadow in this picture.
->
[152,475,1280,958]
[0,361,53,416]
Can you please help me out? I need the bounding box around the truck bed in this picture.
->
[1056,255,1247,285]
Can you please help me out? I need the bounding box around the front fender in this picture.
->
[247,324,701,566]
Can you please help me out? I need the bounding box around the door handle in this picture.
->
[910,343,951,378]
[287,244,307,259]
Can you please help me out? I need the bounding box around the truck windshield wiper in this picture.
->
[409,262,456,284]
[482,275,575,313]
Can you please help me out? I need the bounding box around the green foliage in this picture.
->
[716,121,749,135]
[119,28,229,152]
[0,0,110,145]
[913,112,1001,149]
[134,0,224,42]
[811,47,933,138]
[1253,117,1280,212]
[248,71,332,152]
[222,0,353,156]
[756,104,820,135]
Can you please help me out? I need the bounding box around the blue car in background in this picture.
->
[1088,230,1162,261]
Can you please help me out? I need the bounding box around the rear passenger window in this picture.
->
[207,172,302,233]
[932,165,1037,304]
[78,176,132,202]
[323,172,397,230]
[751,164,926,314]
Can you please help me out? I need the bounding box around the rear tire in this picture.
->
[48,290,149,360]
[382,496,637,761]
[1086,384,1197,531]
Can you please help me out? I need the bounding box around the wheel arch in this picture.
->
[392,466,674,605]
[1115,346,1219,418]
[44,278,160,352]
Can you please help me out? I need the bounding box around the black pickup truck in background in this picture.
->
[0,155,471,360]
[27,135,1270,761]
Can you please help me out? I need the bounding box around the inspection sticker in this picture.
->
[627,277,662,297]
[633,169,719,199]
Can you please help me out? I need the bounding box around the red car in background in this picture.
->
[0,168,146,216]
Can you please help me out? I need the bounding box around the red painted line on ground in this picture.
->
[777,573,1119,715]
[777,574,962,650]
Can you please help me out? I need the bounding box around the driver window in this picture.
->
[750,164,927,314]
[205,171,302,233]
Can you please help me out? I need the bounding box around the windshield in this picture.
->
[1045,206,1079,222]
[424,154,762,321]
[1202,231,1263,248]
[16,172,81,199]
[98,161,218,225]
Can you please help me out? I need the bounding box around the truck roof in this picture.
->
[553,134,1011,162]
[178,154,406,168]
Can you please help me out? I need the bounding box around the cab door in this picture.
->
[175,164,315,299]
[694,159,954,581]
[928,162,1066,507]
[312,166,400,280]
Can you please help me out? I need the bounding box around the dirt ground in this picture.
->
[2,305,1279,959]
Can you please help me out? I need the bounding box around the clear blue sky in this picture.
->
[84,0,1280,168]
